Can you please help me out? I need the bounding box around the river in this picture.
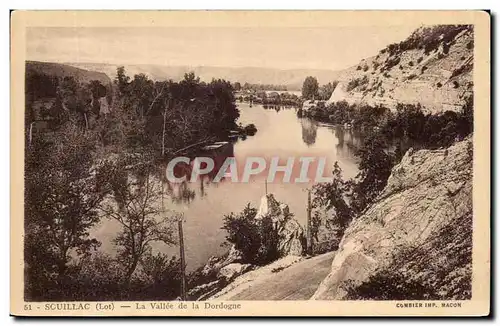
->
[93,102,363,272]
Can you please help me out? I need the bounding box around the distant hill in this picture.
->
[327,25,474,113]
[26,61,112,86]
[64,63,341,91]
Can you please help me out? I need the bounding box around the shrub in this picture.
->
[407,74,417,80]
[383,56,401,71]
[346,76,369,92]
[453,81,460,88]
[436,82,443,88]
[408,61,414,67]
[221,204,280,265]
[243,123,257,136]
[417,56,423,63]
[421,66,428,73]
[357,65,362,70]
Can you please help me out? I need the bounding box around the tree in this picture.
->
[100,160,176,288]
[221,203,280,265]
[25,124,109,299]
[233,82,241,91]
[302,76,319,100]
[318,81,338,100]
[115,66,131,95]
[349,133,395,214]
[312,162,354,241]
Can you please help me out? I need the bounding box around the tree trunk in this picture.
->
[123,258,139,290]
[162,109,167,156]
[84,112,89,131]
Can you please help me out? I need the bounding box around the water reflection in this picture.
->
[300,118,318,147]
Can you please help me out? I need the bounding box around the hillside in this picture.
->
[65,63,340,91]
[26,61,112,86]
[328,25,474,113]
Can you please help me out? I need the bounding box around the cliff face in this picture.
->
[328,25,473,113]
[312,137,473,300]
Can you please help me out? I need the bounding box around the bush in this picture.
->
[346,76,369,92]
[221,204,279,265]
[436,82,443,88]
[383,56,401,71]
[408,61,414,67]
[453,81,460,88]
[417,56,423,63]
[243,123,257,136]
[421,66,428,73]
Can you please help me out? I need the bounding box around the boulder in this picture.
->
[201,245,243,276]
[217,263,254,282]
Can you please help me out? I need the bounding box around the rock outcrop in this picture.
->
[256,194,307,256]
[191,194,306,300]
[327,25,473,113]
[312,137,473,300]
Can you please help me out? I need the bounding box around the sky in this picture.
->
[26,25,421,71]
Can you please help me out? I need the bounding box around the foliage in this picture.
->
[221,204,280,265]
[242,82,288,92]
[380,25,471,57]
[302,76,320,100]
[346,76,368,92]
[99,158,177,288]
[24,124,109,300]
[318,81,338,100]
[311,162,354,242]
[348,133,395,214]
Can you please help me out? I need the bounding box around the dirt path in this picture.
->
[226,251,335,300]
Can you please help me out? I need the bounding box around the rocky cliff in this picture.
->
[312,136,473,300]
[328,25,473,113]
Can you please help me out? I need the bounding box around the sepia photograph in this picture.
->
[10,10,490,316]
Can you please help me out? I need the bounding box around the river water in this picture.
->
[94,102,362,271]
